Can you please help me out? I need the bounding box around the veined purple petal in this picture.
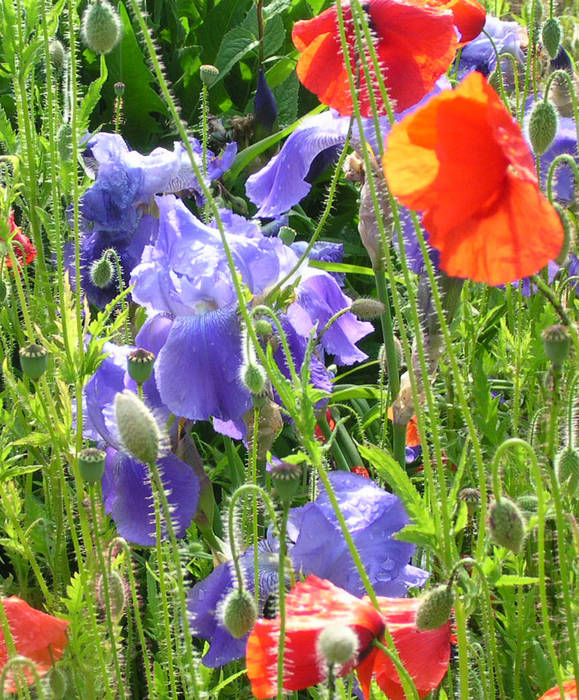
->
[457,15,524,78]
[154,306,251,422]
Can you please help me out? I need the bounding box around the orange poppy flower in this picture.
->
[3,212,37,269]
[538,680,578,699]
[246,576,452,699]
[0,597,69,693]
[387,407,421,446]
[292,0,460,116]
[383,71,564,285]
[430,0,486,44]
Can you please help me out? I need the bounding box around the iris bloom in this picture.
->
[0,597,69,693]
[83,340,199,546]
[187,471,427,666]
[246,576,452,699]
[456,15,525,79]
[292,0,481,116]
[383,72,564,285]
[538,680,577,699]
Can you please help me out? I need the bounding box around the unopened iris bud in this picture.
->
[200,64,219,88]
[351,297,386,320]
[415,584,453,631]
[541,323,571,366]
[49,39,65,73]
[488,498,526,554]
[528,100,558,155]
[318,623,358,666]
[127,348,155,385]
[555,445,579,493]
[270,459,302,503]
[81,0,122,55]
[242,362,267,396]
[254,68,278,134]
[114,390,165,464]
[89,253,115,289]
[542,18,562,59]
[78,447,106,484]
[222,589,257,638]
[19,343,48,380]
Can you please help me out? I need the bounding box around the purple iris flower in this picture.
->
[83,341,199,546]
[188,533,279,667]
[457,15,524,79]
[130,195,372,429]
[537,115,577,204]
[187,470,428,667]
[254,68,278,133]
[291,240,345,285]
[288,471,429,597]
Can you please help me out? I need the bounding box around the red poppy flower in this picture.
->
[429,0,486,44]
[292,0,460,116]
[538,680,578,700]
[0,597,69,693]
[315,408,336,443]
[356,596,452,699]
[350,465,371,478]
[246,576,384,698]
[383,72,564,285]
[387,407,421,446]
[246,576,451,700]
[3,212,37,269]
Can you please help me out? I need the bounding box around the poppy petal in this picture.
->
[538,680,578,699]
[246,576,384,698]
[430,0,486,44]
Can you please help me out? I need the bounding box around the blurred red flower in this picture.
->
[292,0,463,116]
[383,72,564,285]
[246,576,451,699]
[350,465,371,478]
[538,680,578,700]
[315,408,336,443]
[0,596,69,693]
[3,212,37,269]
[387,407,421,446]
[429,0,486,44]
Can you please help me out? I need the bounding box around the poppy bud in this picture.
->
[200,64,219,88]
[241,362,267,396]
[317,623,358,666]
[541,323,571,366]
[222,589,257,638]
[78,447,106,484]
[488,498,526,554]
[270,459,302,503]
[127,348,155,385]
[49,667,68,699]
[81,0,122,55]
[254,319,272,337]
[49,39,65,73]
[555,445,579,493]
[19,343,48,380]
[528,100,558,155]
[517,494,539,516]
[96,570,127,620]
[542,18,562,59]
[415,584,453,631]
[89,253,115,289]
[114,390,165,464]
[553,205,573,265]
[278,226,296,246]
[351,297,386,320]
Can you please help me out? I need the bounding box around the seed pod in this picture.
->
[488,498,526,554]
[200,64,219,88]
[541,324,571,366]
[318,623,358,666]
[19,343,49,380]
[127,348,155,385]
[78,447,106,484]
[415,584,453,631]
[270,459,302,504]
[222,589,257,638]
[81,0,122,55]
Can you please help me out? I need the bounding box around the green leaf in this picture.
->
[308,260,375,277]
[79,56,108,132]
[494,575,540,587]
[214,27,259,83]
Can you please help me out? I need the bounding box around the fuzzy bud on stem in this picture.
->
[114,390,165,464]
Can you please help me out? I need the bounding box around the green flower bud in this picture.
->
[318,623,358,666]
[19,343,48,380]
[222,589,257,638]
[270,460,302,503]
[96,570,127,620]
[278,226,297,246]
[127,348,155,385]
[541,324,571,366]
[49,667,68,699]
[89,254,115,289]
[528,100,558,155]
[488,498,526,554]
[254,319,273,337]
[555,445,579,493]
[49,39,66,73]
[78,447,106,484]
[553,204,572,265]
[415,584,453,631]
[517,494,539,517]
[542,18,562,59]
[114,390,165,464]
[81,0,122,55]
[351,297,386,320]
[200,64,219,88]
[241,362,267,396]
